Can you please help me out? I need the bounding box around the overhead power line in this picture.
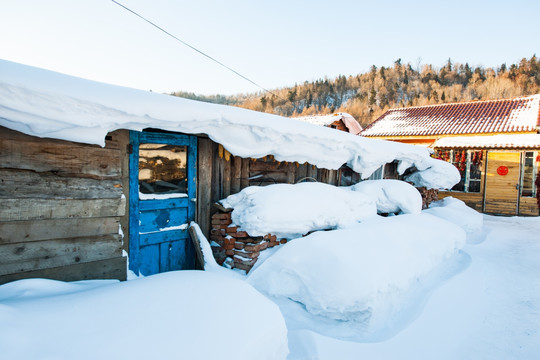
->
[111,0,279,97]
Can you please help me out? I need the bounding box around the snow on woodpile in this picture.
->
[221,182,377,239]
[350,179,422,214]
[0,271,289,360]
[221,180,431,239]
[0,59,457,188]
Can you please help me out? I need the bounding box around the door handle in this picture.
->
[515,184,519,190]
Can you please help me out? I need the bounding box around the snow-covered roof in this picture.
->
[292,112,363,135]
[0,59,457,188]
[433,134,540,149]
[361,95,540,137]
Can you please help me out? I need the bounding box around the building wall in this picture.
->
[0,127,127,285]
[438,149,539,216]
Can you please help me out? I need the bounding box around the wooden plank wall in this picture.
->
[0,127,127,285]
[197,139,340,237]
[438,150,539,216]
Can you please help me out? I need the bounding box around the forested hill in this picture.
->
[171,55,540,128]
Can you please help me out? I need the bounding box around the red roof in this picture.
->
[361,95,540,137]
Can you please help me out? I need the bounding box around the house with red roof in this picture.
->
[361,95,540,216]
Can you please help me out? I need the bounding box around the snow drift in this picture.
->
[247,214,466,326]
[0,271,288,360]
[423,196,483,234]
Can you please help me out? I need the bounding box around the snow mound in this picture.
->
[350,179,422,214]
[221,183,377,238]
[424,196,483,234]
[247,214,465,324]
[0,271,288,360]
[404,157,461,189]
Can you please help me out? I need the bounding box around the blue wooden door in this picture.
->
[128,131,197,275]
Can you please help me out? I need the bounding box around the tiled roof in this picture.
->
[361,95,540,137]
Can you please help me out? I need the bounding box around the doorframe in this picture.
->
[128,130,197,274]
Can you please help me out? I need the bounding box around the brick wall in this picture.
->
[210,212,287,273]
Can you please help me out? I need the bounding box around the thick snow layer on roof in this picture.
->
[433,133,540,149]
[247,213,466,326]
[0,271,289,360]
[0,59,455,185]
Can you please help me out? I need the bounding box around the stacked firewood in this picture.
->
[416,187,439,209]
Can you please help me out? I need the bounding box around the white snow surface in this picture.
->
[221,182,377,238]
[350,179,422,214]
[403,156,461,189]
[433,133,540,149]
[0,59,456,186]
[424,197,484,235]
[0,271,288,360]
[285,215,540,359]
[247,214,466,327]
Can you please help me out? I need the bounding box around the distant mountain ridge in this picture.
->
[171,55,540,128]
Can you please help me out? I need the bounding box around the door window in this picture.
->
[138,144,188,195]
[521,151,537,197]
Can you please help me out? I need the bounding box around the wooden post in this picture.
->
[197,138,214,238]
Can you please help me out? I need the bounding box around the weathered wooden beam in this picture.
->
[240,157,250,189]
[0,169,123,199]
[230,156,242,194]
[0,256,127,285]
[0,197,126,221]
[0,138,121,179]
[0,217,120,245]
[188,225,205,271]
[222,154,231,198]
[0,234,123,276]
[197,138,214,238]
[286,163,296,184]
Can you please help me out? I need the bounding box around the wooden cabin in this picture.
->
[0,59,448,284]
[0,125,352,284]
[361,96,540,216]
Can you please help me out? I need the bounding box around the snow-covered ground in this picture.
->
[1,197,538,359]
[286,214,540,359]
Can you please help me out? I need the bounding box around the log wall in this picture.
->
[0,127,127,285]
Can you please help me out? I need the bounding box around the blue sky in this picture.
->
[1,0,539,95]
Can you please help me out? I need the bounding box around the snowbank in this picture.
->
[0,59,457,187]
[350,179,422,214]
[247,214,466,325]
[424,197,483,234]
[0,271,288,360]
[221,182,377,238]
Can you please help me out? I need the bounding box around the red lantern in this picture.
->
[497,166,509,176]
